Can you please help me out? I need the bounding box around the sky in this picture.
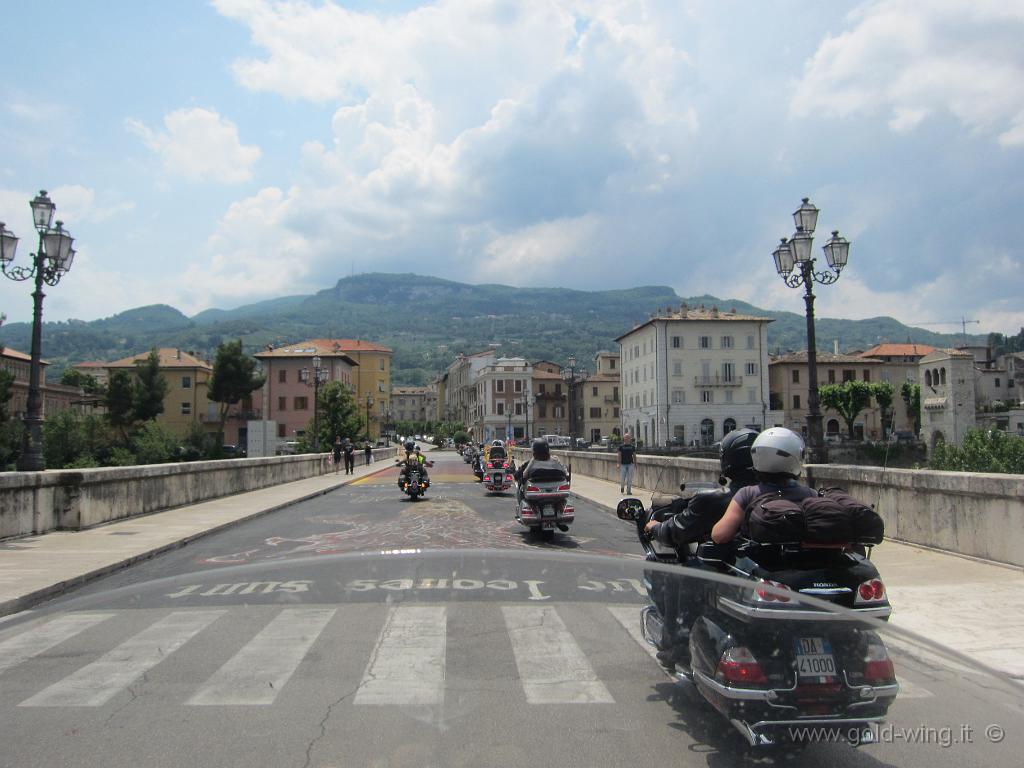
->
[2,0,1023,337]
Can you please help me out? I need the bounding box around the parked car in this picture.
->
[222,444,247,458]
[275,441,299,455]
[889,430,918,445]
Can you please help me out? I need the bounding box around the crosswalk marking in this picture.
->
[354,606,446,706]
[188,608,336,706]
[0,613,115,677]
[502,605,614,704]
[606,605,662,664]
[19,611,224,708]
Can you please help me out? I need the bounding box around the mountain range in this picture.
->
[0,273,986,386]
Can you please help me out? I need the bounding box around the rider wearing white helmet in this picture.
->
[711,427,817,544]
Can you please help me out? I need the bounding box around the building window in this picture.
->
[590,407,601,418]
[995,377,1001,387]
[378,381,385,392]
[538,383,546,394]
[881,370,891,382]
[539,404,548,418]
[379,359,385,371]
[181,402,191,415]
[700,336,711,349]
[295,396,308,410]
[792,369,800,384]
[278,396,287,411]
[745,362,757,376]
[724,390,733,403]
[555,383,562,395]
[496,379,505,393]
[609,358,616,370]
[181,376,192,389]
[723,418,736,434]
[497,402,504,415]
[793,394,801,409]
[748,388,757,403]
[672,390,684,404]
[747,335,755,349]
[277,423,287,438]
[673,361,682,377]
[613,386,619,400]
[863,369,871,382]
[613,407,620,417]
[515,402,523,415]
[554,406,563,418]
[701,390,713,404]
[592,386,598,396]
[843,369,855,382]
[278,369,287,384]
[828,369,836,384]
[672,336,681,348]
[940,368,947,385]
[721,336,733,349]
[722,362,735,382]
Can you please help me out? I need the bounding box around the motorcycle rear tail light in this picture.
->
[863,638,895,683]
[856,579,886,603]
[717,646,768,686]
[754,579,791,603]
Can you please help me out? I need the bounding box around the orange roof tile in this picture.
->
[859,343,937,358]
[106,348,212,369]
[1,347,49,364]
[256,338,391,357]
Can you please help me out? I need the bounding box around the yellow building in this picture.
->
[104,348,216,438]
[306,339,393,440]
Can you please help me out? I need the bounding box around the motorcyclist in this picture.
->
[640,427,759,669]
[514,438,567,504]
[396,440,418,489]
[711,427,815,545]
[414,444,432,484]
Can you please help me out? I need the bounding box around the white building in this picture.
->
[920,349,976,449]
[444,350,496,428]
[616,303,773,447]
[474,357,532,442]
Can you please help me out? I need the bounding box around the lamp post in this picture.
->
[1,191,75,471]
[521,393,534,441]
[561,355,588,446]
[772,197,850,464]
[365,395,374,441]
[299,354,329,452]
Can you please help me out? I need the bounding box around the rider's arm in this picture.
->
[711,499,744,544]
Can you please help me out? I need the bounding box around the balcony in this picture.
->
[603,395,620,404]
[694,375,743,387]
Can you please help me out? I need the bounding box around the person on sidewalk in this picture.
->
[343,439,356,474]
[332,436,343,474]
[364,441,373,466]
[617,433,636,494]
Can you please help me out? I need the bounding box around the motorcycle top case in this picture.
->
[744,488,884,545]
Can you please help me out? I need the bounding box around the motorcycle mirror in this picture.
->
[615,498,642,521]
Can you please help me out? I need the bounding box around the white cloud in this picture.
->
[126,107,261,184]
[792,0,1024,147]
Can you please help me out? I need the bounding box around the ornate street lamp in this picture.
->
[1,191,75,471]
[299,353,329,452]
[772,197,851,464]
[365,395,374,441]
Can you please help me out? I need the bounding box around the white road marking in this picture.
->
[19,610,224,707]
[502,605,614,704]
[895,677,934,699]
[188,608,336,706]
[0,613,114,676]
[354,606,446,706]
[606,605,661,663]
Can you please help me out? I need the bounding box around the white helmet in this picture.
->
[750,427,805,477]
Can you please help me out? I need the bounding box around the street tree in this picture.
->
[61,368,106,395]
[313,381,364,448]
[873,382,895,438]
[106,370,136,443]
[929,428,1024,474]
[132,349,168,422]
[818,380,877,439]
[208,340,265,442]
[900,382,922,434]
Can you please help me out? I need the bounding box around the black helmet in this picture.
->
[531,439,550,461]
[404,440,415,452]
[719,428,758,479]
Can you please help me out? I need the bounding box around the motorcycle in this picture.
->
[616,491,898,748]
[396,460,432,500]
[482,456,514,494]
[515,465,574,541]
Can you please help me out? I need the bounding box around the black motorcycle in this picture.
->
[617,491,898,748]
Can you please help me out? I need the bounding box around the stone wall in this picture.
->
[514,448,1024,567]
[0,449,398,540]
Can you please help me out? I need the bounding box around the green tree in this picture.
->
[818,380,876,439]
[132,349,168,422]
[929,428,1024,474]
[42,411,117,469]
[900,382,922,434]
[60,368,106,395]
[873,382,895,439]
[105,370,136,443]
[133,421,179,465]
[208,340,265,441]
[313,380,364,448]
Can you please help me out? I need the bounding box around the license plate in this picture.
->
[795,637,836,679]
[542,507,555,518]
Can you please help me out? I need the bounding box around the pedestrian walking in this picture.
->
[332,436,343,474]
[343,439,356,474]
[617,433,637,494]
[364,441,373,466]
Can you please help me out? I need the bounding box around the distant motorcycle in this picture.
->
[482,456,514,494]
[396,459,432,500]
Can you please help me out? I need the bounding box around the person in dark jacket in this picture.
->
[617,433,636,493]
[514,439,567,505]
[343,439,356,474]
[332,436,343,475]
[364,441,373,466]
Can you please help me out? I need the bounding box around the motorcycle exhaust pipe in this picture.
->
[557,524,569,531]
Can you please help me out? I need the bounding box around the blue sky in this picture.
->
[2,0,1023,337]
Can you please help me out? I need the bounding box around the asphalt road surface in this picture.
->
[0,452,1020,767]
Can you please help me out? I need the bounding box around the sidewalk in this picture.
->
[0,453,395,618]
[569,473,1024,679]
